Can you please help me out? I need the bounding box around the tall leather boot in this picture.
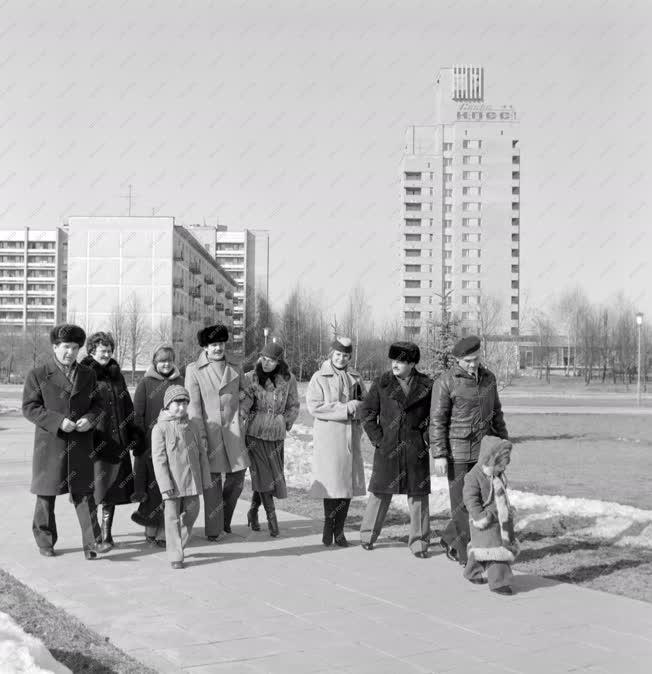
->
[247,491,261,531]
[260,492,279,537]
[101,504,115,549]
[322,499,334,546]
[333,499,351,547]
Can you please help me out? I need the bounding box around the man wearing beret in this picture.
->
[185,324,253,540]
[429,335,509,565]
[22,323,110,559]
[359,341,434,558]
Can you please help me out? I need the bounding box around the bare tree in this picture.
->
[152,316,172,344]
[530,309,555,383]
[476,294,503,360]
[109,305,130,369]
[125,294,149,385]
[24,320,50,369]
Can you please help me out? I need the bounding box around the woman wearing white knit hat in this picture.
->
[306,336,366,547]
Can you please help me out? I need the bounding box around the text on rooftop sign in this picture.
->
[457,105,516,122]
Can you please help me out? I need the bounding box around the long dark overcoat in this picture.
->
[23,358,103,496]
[360,370,433,496]
[81,356,141,505]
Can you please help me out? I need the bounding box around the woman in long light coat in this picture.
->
[307,336,366,547]
[185,324,252,539]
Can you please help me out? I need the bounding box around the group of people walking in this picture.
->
[23,321,518,593]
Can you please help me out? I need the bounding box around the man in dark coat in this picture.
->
[429,335,508,565]
[22,323,110,559]
[359,342,433,558]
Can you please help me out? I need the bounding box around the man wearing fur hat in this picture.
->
[359,341,433,557]
[22,323,110,559]
[429,335,508,566]
[185,324,253,539]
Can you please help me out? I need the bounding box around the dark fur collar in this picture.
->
[253,360,290,388]
[378,369,432,409]
[80,355,123,382]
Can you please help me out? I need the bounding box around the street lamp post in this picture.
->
[636,312,644,406]
[263,326,269,346]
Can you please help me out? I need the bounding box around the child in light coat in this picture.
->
[151,385,212,569]
[462,435,519,595]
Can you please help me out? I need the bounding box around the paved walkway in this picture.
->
[2,416,652,673]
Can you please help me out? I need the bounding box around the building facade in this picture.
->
[0,226,67,328]
[66,216,236,369]
[186,224,269,356]
[401,65,520,342]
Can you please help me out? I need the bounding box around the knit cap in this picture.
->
[163,385,190,409]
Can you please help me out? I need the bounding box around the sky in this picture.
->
[1,0,651,327]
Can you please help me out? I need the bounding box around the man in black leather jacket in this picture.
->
[429,335,508,565]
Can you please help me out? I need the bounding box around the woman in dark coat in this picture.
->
[359,341,434,557]
[81,332,141,549]
[244,342,300,537]
[132,343,184,545]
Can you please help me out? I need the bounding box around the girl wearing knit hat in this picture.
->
[243,341,300,537]
[306,336,367,547]
[151,385,212,569]
[131,343,185,546]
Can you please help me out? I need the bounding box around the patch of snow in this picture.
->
[0,611,71,673]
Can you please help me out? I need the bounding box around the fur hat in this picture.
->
[452,335,481,358]
[261,342,284,360]
[163,385,190,409]
[388,341,420,364]
[478,435,513,472]
[330,336,353,354]
[197,324,229,347]
[50,323,86,347]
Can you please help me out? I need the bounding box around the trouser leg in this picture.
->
[164,498,183,563]
[441,461,474,563]
[223,469,246,530]
[486,561,513,590]
[463,549,486,582]
[407,494,430,554]
[360,493,392,546]
[203,472,224,537]
[72,493,101,552]
[33,495,57,550]
[179,495,200,550]
[333,498,351,539]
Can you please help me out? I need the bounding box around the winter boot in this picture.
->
[261,492,279,537]
[101,505,115,548]
[247,491,261,531]
[322,499,335,546]
[333,499,351,547]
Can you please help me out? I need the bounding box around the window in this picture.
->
[404,296,420,304]
[429,219,433,227]
[444,280,452,289]
[511,296,519,305]
[462,249,481,258]
[463,171,482,180]
[463,186,481,196]
[405,250,421,257]
[511,202,519,210]
[28,241,56,249]
[462,295,479,305]
[444,204,452,213]
[444,219,452,229]
[512,218,519,226]
[444,250,452,259]
[444,235,452,243]
[512,171,520,180]
[463,202,481,211]
[405,218,421,227]
[512,249,519,257]
[512,264,519,273]
[405,203,421,211]
[444,173,453,182]
[405,326,421,336]
[512,140,519,148]
[462,233,481,242]
[462,280,481,289]
[512,233,519,242]
[405,280,421,288]
[511,311,519,320]
[444,188,453,197]
[404,311,421,320]
[405,172,422,180]
[429,233,433,242]
[443,142,453,151]
[462,155,481,165]
[444,158,453,167]
[444,265,452,274]
[512,155,519,164]
[462,311,480,320]
[429,279,433,288]
[511,280,519,289]
[405,233,421,242]
[463,140,482,149]
[462,264,481,273]
[512,186,519,195]
[406,187,421,195]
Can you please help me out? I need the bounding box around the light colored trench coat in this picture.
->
[306,359,366,498]
[185,352,252,474]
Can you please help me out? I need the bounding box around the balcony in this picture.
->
[173,251,184,261]
[204,275,214,285]
[216,303,224,311]
[204,296,214,306]
[189,262,201,275]
[216,284,224,293]
[173,278,184,289]
[225,308,232,316]
[188,311,199,321]
[172,307,184,316]
[189,286,201,298]
[225,291,233,300]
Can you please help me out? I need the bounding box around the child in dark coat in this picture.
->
[462,435,519,595]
